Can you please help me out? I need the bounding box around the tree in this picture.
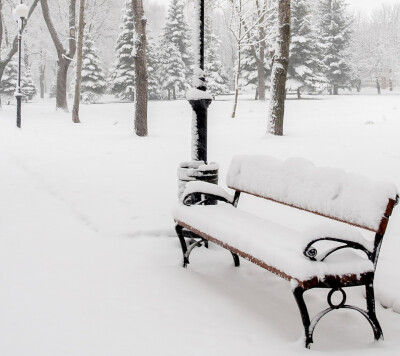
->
[79,32,107,103]
[317,0,352,95]
[40,0,77,110]
[110,0,135,101]
[239,32,270,99]
[146,35,160,100]
[288,0,325,98]
[72,0,85,124]
[49,79,56,98]
[22,67,37,101]
[349,4,400,93]
[243,0,270,101]
[0,61,18,103]
[205,29,230,98]
[161,0,193,82]
[0,0,39,93]
[225,0,270,116]
[132,0,148,137]
[159,43,186,100]
[267,0,290,136]
[225,0,243,118]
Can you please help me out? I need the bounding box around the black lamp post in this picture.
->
[178,0,219,198]
[13,1,29,129]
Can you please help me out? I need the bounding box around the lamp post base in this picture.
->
[177,161,219,199]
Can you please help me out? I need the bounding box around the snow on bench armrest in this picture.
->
[227,155,398,232]
[302,223,374,262]
[180,181,235,205]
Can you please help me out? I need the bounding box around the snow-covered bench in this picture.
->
[173,155,398,348]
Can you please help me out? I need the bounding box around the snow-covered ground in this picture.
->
[1,92,400,355]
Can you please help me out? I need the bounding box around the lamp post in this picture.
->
[13,1,29,129]
[178,0,219,198]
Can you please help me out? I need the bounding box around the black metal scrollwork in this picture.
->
[328,288,347,309]
[182,192,233,206]
[303,237,372,262]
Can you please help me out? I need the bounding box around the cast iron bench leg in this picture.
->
[293,286,313,348]
[176,225,189,267]
[366,282,384,342]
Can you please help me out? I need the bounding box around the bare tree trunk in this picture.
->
[56,61,70,110]
[132,0,148,137]
[232,44,241,118]
[255,0,266,100]
[231,0,242,119]
[333,83,339,95]
[41,0,77,111]
[297,87,301,99]
[72,0,85,124]
[267,0,290,136]
[39,64,46,99]
[376,79,381,95]
[256,59,265,100]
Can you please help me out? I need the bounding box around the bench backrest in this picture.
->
[227,155,398,235]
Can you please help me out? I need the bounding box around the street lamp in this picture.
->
[13,1,29,129]
[178,0,219,198]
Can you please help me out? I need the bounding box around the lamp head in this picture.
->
[15,4,29,19]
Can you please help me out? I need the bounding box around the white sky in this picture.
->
[151,0,400,13]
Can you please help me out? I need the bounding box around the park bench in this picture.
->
[173,155,398,348]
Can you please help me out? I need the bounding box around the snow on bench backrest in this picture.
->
[227,155,398,232]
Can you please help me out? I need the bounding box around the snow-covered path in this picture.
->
[1,95,400,355]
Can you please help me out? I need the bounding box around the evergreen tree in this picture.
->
[158,43,186,100]
[288,0,326,98]
[22,67,38,101]
[317,0,352,95]
[0,61,18,101]
[239,37,271,97]
[80,32,107,103]
[161,0,193,83]
[147,35,161,100]
[239,43,259,91]
[205,31,230,98]
[110,0,135,101]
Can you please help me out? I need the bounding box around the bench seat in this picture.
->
[173,203,374,285]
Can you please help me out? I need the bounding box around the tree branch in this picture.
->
[40,0,67,56]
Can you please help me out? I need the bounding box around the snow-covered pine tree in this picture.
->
[239,32,271,99]
[0,61,18,103]
[317,0,352,95]
[205,20,230,98]
[80,32,107,104]
[161,0,193,83]
[158,43,186,100]
[147,35,161,100]
[22,67,38,101]
[288,0,326,98]
[110,0,135,101]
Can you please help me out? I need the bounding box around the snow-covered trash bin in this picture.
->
[177,161,219,199]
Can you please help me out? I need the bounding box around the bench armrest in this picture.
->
[303,237,372,262]
[181,181,235,206]
[302,224,374,262]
